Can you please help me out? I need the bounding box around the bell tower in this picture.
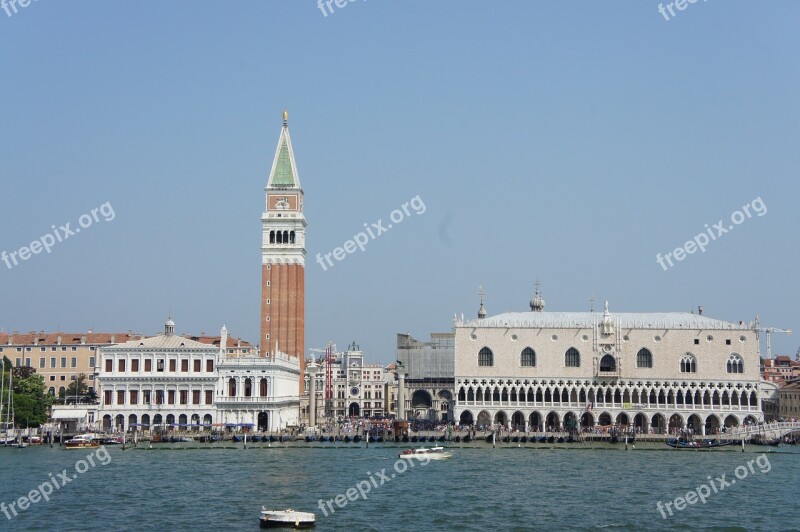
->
[261,111,306,388]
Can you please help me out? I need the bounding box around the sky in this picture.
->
[1,1,798,364]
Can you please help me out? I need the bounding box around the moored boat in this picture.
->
[398,446,453,460]
[64,434,101,449]
[259,508,315,529]
[666,438,734,449]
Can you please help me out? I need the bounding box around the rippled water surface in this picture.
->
[0,444,798,531]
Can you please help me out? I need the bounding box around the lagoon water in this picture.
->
[0,444,798,531]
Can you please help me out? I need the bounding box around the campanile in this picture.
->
[261,111,306,387]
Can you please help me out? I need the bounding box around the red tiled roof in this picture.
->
[0,332,253,348]
[0,332,134,345]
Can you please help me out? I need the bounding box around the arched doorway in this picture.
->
[348,402,360,416]
[616,412,629,426]
[529,412,542,432]
[128,414,137,431]
[687,414,702,433]
[166,414,175,426]
[203,414,212,428]
[668,414,683,432]
[153,414,163,427]
[494,411,508,426]
[634,413,647,431]
[705,414,720,435]
[651,413,666,434]
[459,410,474,426]
[258,412,270,432]
[724,415,739,429]
[115,414,125,432]
[476,410,491,429]
[102,414,112,431]
[142,414,151,429]
[512,411,525,430]
[581,412,595,428]
[598,412,612,426]
[411,390,432,409]
[191,414,200,430]
[743,415,758,425]
[563,412,578,432]
[546,412,560,431]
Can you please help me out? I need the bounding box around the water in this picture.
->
[0,444,798,531]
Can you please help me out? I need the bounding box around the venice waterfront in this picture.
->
[0,444,798,531]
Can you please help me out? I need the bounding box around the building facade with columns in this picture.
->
[97,320,300,432]
[96,319,219,432]
[303,343,388,425]
[453,289,765,435]
[215,326,300,432]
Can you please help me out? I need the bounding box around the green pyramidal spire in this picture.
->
[267,110,301,189]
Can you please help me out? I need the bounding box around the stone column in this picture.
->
[308,362,319,429]
[397,372,406,421]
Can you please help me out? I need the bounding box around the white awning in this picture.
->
[51,409,88,420]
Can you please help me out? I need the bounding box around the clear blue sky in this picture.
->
[1,1,798,363]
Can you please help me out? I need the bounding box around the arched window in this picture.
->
[260,378,268,397]
[228,378,237,397]
[289,231,295,244]
[680,353,697,373]
[269,230,275,244]
[727,354,744,374]
[600,354,616,372]
[276,231,283,244]
[283,230,289,243]
[478,347,493,367]
[636,348,653,368]
[244,378,252,397]
[521,347,536,367]
[565,348,580,368]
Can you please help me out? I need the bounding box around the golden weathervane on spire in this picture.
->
[282,109,288,125]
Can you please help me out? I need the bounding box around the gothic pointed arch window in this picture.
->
[478,347,493,367]
[565,348,580,368]
[680,353,697,373]
[636,348,653,368]
[726,353,744,374]
[521,347,536,367]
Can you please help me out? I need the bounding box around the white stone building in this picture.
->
[215,328,300,431]
[97,320,300,432]
[454,292,764,435]
[96,319,218,432]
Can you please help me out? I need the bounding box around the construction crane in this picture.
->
[309,343,336,419]
[754,321,792,359]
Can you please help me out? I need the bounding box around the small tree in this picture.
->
[60,373,92,400]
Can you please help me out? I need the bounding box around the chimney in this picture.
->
[57,335,62,345]
[110,335,116,344]
[698,306,704,316]
[81,336,87,345]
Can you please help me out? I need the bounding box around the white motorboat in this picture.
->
[398,446,453,460]
[259,508,315,528]
[64,434,101,449]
